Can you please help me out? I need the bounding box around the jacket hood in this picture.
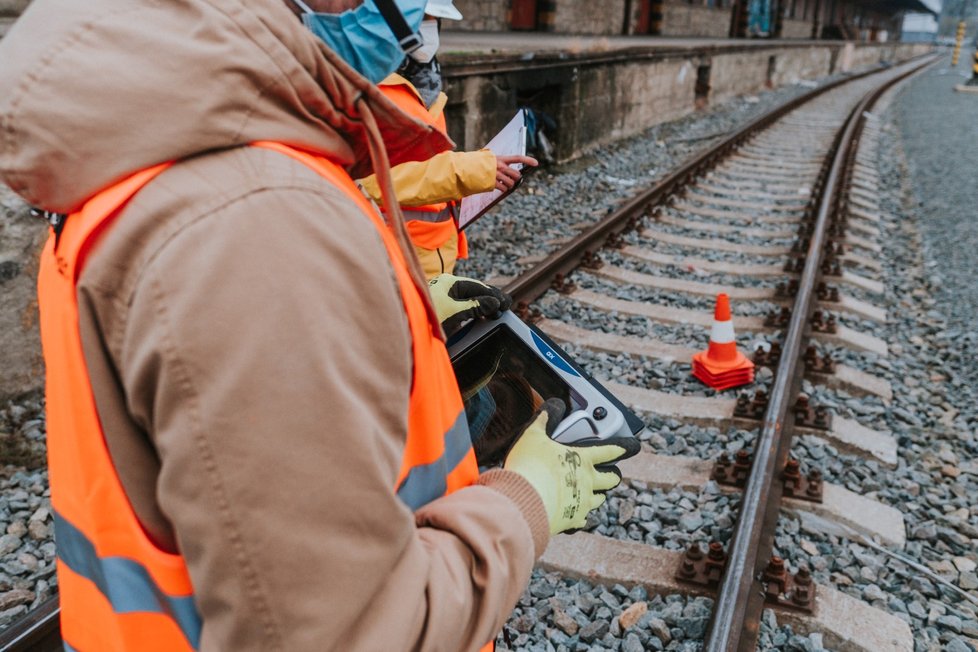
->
[0,0,453,212]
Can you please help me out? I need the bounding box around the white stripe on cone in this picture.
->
[710,320,736,344]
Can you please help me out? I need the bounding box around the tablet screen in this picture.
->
[451,324,584,467]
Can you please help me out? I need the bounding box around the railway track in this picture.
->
[498,55,940,651]
[0,54,940,652]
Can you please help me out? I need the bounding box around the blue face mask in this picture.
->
[293,0,427,84]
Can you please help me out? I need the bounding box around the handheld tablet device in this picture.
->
[448,311,642,467]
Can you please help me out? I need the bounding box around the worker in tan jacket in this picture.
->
[0,0,636,650]
[359,0,537,278]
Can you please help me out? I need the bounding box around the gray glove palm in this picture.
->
[428,273,512,335]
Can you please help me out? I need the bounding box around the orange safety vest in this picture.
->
[379,82,468,259]
[37,142,481,651]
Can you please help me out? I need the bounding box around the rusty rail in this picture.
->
[503,55,933,306]
[703,55,939,652]
[0,597,60,652]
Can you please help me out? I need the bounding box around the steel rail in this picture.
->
[703,55,940,652]
[503,54,933,306]
[0,597,60,652]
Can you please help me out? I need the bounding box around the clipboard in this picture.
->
[457,110,528,230]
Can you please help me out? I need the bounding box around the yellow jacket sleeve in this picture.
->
[359,149,496,207]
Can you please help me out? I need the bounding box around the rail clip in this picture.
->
[804,345,836,375]
[764,308,791,328]
[816,283,840,303]
[782,458,824,503]
[513,301,543,324]
[581,250,604,270]
[551,273,577,294]
[753,342,782,368]
[712,450,753,488]
[676,542,727,588]
[763,558,817,614]
[794,395,832,430]
[809,310,838,334]
[733,390,768,420]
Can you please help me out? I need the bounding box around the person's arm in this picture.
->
[120,180,547,651]
[359,149,496,207]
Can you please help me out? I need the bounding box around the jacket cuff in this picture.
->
[477,468,550,557]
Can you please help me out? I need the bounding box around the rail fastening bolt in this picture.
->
[792,568,813,606]
[784,458,801,478]
[708,541,725,562]
[806,469,823,497]
[765,556,785,576]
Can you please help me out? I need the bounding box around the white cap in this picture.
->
[425,0,463,20]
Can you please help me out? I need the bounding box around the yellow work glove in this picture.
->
[503,400,640,535]
[428,273,512,336]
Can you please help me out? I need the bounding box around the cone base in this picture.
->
[691,350,755,376]
[692,353,755,391]
[692,371,754,391]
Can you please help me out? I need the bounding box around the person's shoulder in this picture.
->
[81,146,380,299]
[184,146,356,199]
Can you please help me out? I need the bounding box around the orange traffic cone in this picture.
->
[692,293,755,391]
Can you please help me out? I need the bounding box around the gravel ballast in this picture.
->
[761,62,978,652]
[456,75,848,284]
[496,59,978,651]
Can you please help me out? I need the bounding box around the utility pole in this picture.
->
[971,41,978,83]
[952,20,966,66]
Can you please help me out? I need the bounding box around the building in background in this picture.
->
[450,0,937,41]
[937,0,977,36]
[902,5,940,42]
[1,0,942,43]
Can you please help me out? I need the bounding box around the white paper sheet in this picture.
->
[457,110,527,229]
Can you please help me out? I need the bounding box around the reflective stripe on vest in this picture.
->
[54,511,202,648]
[402,206,453,223]
[38,142,479,650]
[396,411,470,510]
[402,206,468,260]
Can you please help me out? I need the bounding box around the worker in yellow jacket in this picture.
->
[359,0,536,278]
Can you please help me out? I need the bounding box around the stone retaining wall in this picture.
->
[442,42,931,161]
[452,0,509,31]
[662,3,732,38]
[782,18,812,39]
[552,0,626,35]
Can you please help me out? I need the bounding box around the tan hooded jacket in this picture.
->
[0,1,549,650]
